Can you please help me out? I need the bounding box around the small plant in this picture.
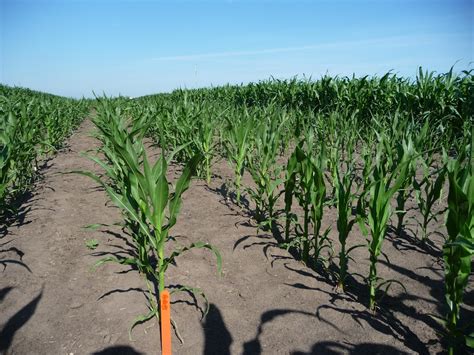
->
[0,115,13,210]
[393,125,426,236]
[413,163,447,242]
[246,115,284,227]
[223,113,252,205]
[357,137,414,310]
[284,148,298,243]
[85,239,99,250]
[284,135,331,266]
[330,146,361,291]
[193,111,218,184]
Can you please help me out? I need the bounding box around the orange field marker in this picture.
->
[160,290,172,355]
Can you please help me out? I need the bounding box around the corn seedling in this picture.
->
[193,112,217,184]
[330,137,362,291]
[284,148,298,243]
[357,137,414,310]
[393,121,431,236]
[413,162,447,242]
[246,114,284,227]
[284,135,331,266]
[0,114,14,209]
[223,112,252,205]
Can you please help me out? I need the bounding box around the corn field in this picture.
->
[1,67,473,354]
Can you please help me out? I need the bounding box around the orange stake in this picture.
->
[160,290,172,355]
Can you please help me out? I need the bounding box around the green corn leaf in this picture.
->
[152,157,169,231]
[82,223,110,230]
[466,333,474,348]
[168,154,201,228]
[73,170,156,249]
[129,308,157,341]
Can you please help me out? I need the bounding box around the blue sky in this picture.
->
[1,0,473,98]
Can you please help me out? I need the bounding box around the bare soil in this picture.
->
[1,118,472,355]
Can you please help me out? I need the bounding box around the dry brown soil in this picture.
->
[1,118,472,355]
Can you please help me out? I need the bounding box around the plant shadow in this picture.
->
[291,341,411,354]
[0,289,43,353]
[0,190,35,239]
[203,303,233,355]
[242,308,319,355]
[92,345,144,355]
[386,225,441,259]
[205,182,253,218]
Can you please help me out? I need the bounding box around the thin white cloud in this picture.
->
[149,34,450,62]
[152,45,327,61]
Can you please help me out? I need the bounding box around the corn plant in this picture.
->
[283,135,330,266]
[193,113,216,184]
[306,143,329,265]
[333,167,360,290]
[284,149,298,243]
[294,141,317,263]
[0,114,14,209]
[154,97,201,162]
[329,136,362,291]
[246,114,284,226]
[437,131,473,354]
[77,104,221,337]
[357,137,414,310]
[413,163,447,242]
[223,112,253,205]
[393,120,430,236]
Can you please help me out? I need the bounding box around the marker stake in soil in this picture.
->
[160,290,172,355]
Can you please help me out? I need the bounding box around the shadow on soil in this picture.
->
[0,190,34,239]
[268,234,451,354]
[215,181,461,354]
[242,308,319,355]
[291,341,409,354]
[205,182,253,219]
[0,188,47,274]
[203,303,233,355]
[315,302,434,355]
[97,287,145,301]
[386,225,442,259]
[0,242,31,272]
[0,287,14,303]
[304,264,443,355]
[0,156,58,240]
[0,289,43,353]
[92,346,144,355]
[210,181,334,281]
